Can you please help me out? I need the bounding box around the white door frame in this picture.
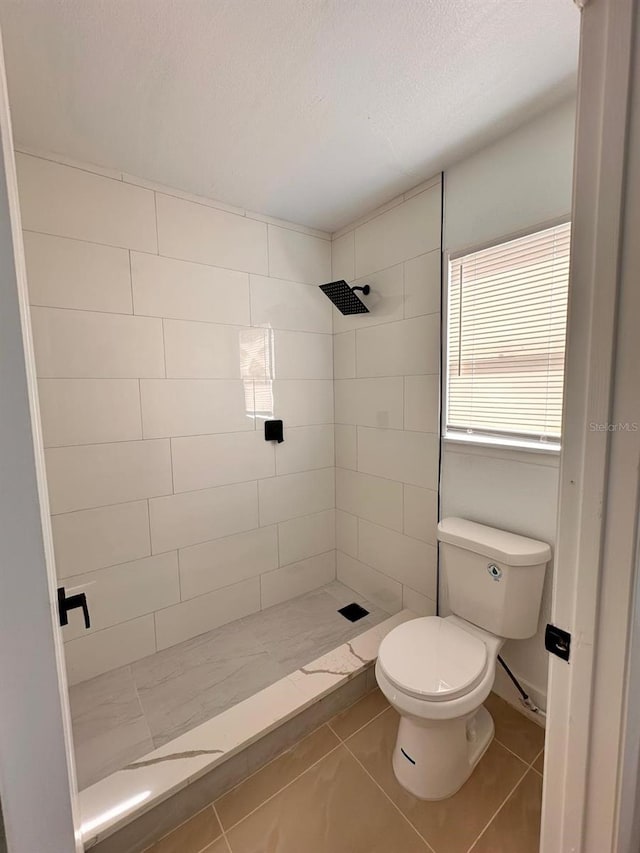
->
[542,0,640,851]
[0,27,81,853]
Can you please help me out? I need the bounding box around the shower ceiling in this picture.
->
[0,0,579,232]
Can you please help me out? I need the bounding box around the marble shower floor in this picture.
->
[69,581,388,790]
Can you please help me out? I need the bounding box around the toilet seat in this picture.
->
[377,616,488,702]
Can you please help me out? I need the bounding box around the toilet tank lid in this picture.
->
[437,517,551,566]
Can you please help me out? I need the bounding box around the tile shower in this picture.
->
[19,150,442,839]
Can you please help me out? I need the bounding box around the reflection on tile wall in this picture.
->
[17,152,335,685]
[331,176,442,618]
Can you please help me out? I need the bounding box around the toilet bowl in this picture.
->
[375,517,551,800]
[376,615,503,799]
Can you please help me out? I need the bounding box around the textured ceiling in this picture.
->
[0,1,579,231]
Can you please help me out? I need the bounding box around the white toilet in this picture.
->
[375,517,551,801]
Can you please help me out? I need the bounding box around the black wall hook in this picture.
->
[265,419,284,443]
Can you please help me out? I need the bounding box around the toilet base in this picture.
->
[392,705,494,800]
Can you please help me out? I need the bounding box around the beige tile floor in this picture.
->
[144,689,545,853]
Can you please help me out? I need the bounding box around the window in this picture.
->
[445,222,571,450]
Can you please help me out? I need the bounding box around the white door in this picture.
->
[0,27,81,853]
[541,0,640,851]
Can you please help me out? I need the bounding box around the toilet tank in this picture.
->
[437,518,551,640]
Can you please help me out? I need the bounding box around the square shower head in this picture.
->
[319,280,370,315]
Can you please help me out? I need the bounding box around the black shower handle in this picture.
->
[57,586,91,630]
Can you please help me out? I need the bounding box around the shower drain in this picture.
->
[338,602,370,622]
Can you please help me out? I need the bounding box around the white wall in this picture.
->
[441,97,576,708]
[331,176,442,617]
[18,151,336,685]
[445,97,576,253]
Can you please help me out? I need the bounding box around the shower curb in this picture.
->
[82,609,416,852]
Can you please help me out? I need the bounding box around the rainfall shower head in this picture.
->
[318,280,370,315]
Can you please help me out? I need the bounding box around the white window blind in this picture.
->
[446,222,571,448]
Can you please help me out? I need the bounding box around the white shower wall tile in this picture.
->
[65,615,157,686]
[30,307,165,379]
[154,577,261,650]
[335,467,403,532]
[24,231,132,314]
[404,373,440,433]
[130,251,250,325]
[334,424,357,470]
[404,250,441,319]
[332,177,442,623]
[140,379,254,437]
[260,551,336,609]
[269,379,334,426]
[357,425,440,489]
[335,510,358,558]
[21,152,344,685]
[274,424,334,475]
[334,377,404,429]
[37,378,142,447]
[354,184,441,277]
[149,481,259,553]
[272,330,333,379]
[277,509,336,566]
[178,526,279,601]
[24,153,443,694]
[402,586,437,617]
[336,552,403,614]
[61,553,180,641]
[162,319,255,379]
[155,192,268,274]
[357,519,437,599]
[267,225,331,284]
[249,274,332,334]
[52,501,151,578]
[16,153,158,251]
[45,440,172,514]
[355,313,440,378]
[333,331,356,379]
[403,484,439,545]
[258,468,335,526]
[330,230,355,282]
[171,431,275,493]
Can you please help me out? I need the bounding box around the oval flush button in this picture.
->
[487,563,502,581]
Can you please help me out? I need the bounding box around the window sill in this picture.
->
[443,434,561,465]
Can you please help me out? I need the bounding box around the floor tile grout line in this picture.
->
[211,802,233,853]
[143,700,542,852]
[530,745,544,777]
[212,719,337,808]
[220,741,345,833]
[341,738,437,853]
[464,738,545,851]
[465,763,532,852]
[327,702,390,742]
[491,736,541,768]
[141,803,220,853]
